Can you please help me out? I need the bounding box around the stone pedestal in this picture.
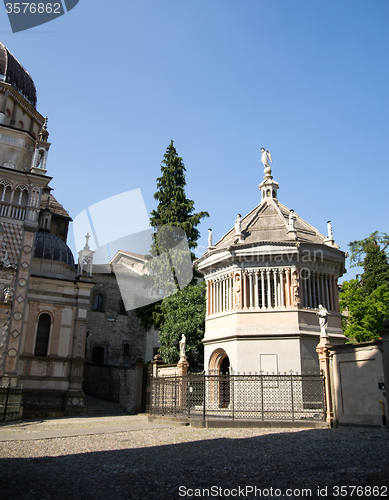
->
[177,357,189,376]
[177,357,189,408]
[151,354,164,378]
[316,336,333,424]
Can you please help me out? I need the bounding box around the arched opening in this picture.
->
[93,293,104,312]
[123,343,130,357]
[208,348,231,409]
[34,313,51,357]
[91,346,105,364]
[118,299,126,315]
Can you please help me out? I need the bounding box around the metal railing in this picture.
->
[0,385,23,422]
[150,373,325,422]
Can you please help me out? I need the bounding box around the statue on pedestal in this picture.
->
[179,334,186,359]
[327,221,334,240]
[317,304,328,337]
[208,228,212,248]
[235,214,242,235]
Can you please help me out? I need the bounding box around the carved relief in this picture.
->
[292,269,300,308]
[234,273,242,310]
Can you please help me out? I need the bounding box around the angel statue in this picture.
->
[260,148,272,169]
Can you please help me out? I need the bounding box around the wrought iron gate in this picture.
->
[150,373,325,421]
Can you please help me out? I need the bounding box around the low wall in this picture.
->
[330,341,386,426]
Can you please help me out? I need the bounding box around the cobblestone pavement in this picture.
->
[0,415,388,500]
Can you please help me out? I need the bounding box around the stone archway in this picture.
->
[208,348,230,408]
[208,348,230,373]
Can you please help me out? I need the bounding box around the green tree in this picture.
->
[360,241,389,296]
[149,140,209,256]
[340,232,389,341]
[158,281,206,371]
[349,231,389,268]
[135,141,209,351]
[340,280,389,342]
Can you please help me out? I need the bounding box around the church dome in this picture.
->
[34,232,75,266]
[0,42,37,107]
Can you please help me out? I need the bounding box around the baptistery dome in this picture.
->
[0,41,37,107]
[34,232,75,266]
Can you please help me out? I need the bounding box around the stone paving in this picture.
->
[0,415,387,500]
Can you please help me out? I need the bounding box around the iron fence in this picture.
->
[150,373,325,421]
[0,386,23,422]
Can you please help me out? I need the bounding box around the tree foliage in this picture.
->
[349,231,389,268]
[340,280,389,342]
[360,241,389,296]
[150,140,209,253]
[340,232,389,342]
[135,141,209,353]
[158,281,206,371]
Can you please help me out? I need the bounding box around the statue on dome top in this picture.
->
[260,148,272,169]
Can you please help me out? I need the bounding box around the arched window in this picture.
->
[123,343,130,357]
[91,346,105,364]
[93,293,104,312]
[34,313,51,357]
[118,299,126,315]
[0,181,12,203]
[14,185,29,206]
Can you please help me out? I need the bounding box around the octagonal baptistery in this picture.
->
[196,155,346,375]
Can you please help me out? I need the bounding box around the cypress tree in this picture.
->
[135,141,209,333]
[150,140,209,253]
[361,241,389,296]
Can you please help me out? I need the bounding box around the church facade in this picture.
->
[0,42,95,416]
[196,151,346,375]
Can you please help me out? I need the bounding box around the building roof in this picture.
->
[213,199,329,250]
[34,232,74,266]
[40,190,72,220]
[0,42,37,107]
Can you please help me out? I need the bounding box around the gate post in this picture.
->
[316,337,333,424]
[177,358,189,411]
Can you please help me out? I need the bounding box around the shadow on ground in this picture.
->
[0,427,387,500]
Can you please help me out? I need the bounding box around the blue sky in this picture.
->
[1,0,388,282]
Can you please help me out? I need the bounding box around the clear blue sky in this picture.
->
[1,0,388,281]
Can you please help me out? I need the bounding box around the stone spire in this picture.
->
[77,233,94,277]
[259,148,279,201]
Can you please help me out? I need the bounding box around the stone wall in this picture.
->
[87,272,147,366]
[331,341,386,426]
[83,362,143,414]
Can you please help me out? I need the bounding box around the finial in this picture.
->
[43,116,48,129]
[84,232,90,250]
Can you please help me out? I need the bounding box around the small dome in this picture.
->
[34,232,75,266]
[0,42,37,107]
